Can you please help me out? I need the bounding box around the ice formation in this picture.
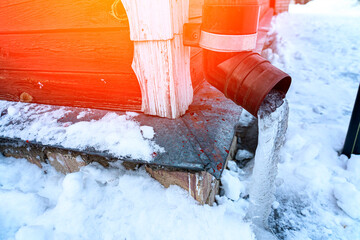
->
[247,91,289,229]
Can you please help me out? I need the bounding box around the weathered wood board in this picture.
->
[189,0,204,20]
[145,167,219,205]
[0,31,133,73]
[0,0,128,32]
[0,0,205,116]
[0,70,142,111]
[0,136,220,205]
[0,0,203,33]
[190,48,204,93]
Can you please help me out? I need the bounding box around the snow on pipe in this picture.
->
[200,0,291,117]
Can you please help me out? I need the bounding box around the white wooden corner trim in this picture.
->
[120,0,193,118]
[121,0,173,41]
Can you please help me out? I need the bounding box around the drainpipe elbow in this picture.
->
[203,50,291,116]
[199,0,291,116]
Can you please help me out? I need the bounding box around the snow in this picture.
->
[76,111,88,119]
[6,106,17,117]
[333,182,360,219]
[227,160,239,172]
[238,110,255,127]
[263,0,360,238]
[272,201,280,210]
[1,0,360,239]
[140,126,155,139]
[221,169,245,201]
[332,155,360,220]
[75,155,84,163]
[0,158,255,240]
[347,154,360,175]
[235,149,254,161]
[0,103,164,162]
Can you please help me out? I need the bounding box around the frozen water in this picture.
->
[257,90,286,118]
[247,91,289,231]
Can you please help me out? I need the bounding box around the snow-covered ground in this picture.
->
[263,0,360,239]
[1,0,360,239]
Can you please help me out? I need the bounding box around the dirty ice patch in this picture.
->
[0,101,163,161]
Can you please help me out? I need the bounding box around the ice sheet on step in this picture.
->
[0,101,163,162]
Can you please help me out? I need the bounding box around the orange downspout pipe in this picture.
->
[200,0,291,116]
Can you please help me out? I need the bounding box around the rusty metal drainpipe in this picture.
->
[184,0,291,116]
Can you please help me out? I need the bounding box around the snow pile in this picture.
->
[1,0,360,239]
[221,169,245,201]
[332,154,360,220]
[140,126,155,139]
[0,157,255,240]
[235,149,254,161]
[333,181,360,219]
[238,110,255,127]
[262,0,360,238]
[0,101,163,161]
[291,0,360,16]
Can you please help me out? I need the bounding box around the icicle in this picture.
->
[247,91,289,231]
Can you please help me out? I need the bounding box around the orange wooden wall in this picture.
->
[0,0,144,111]
[0,0,269,111]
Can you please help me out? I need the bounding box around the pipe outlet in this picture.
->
[203,50,291,116]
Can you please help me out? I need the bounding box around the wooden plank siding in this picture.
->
[0,0,202,33]
[0,31,133,73]
[189,0,204,21]
[0,0,205,112]
[0,0,270,113]
[0,70,142,111]
[0,0,128,32]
